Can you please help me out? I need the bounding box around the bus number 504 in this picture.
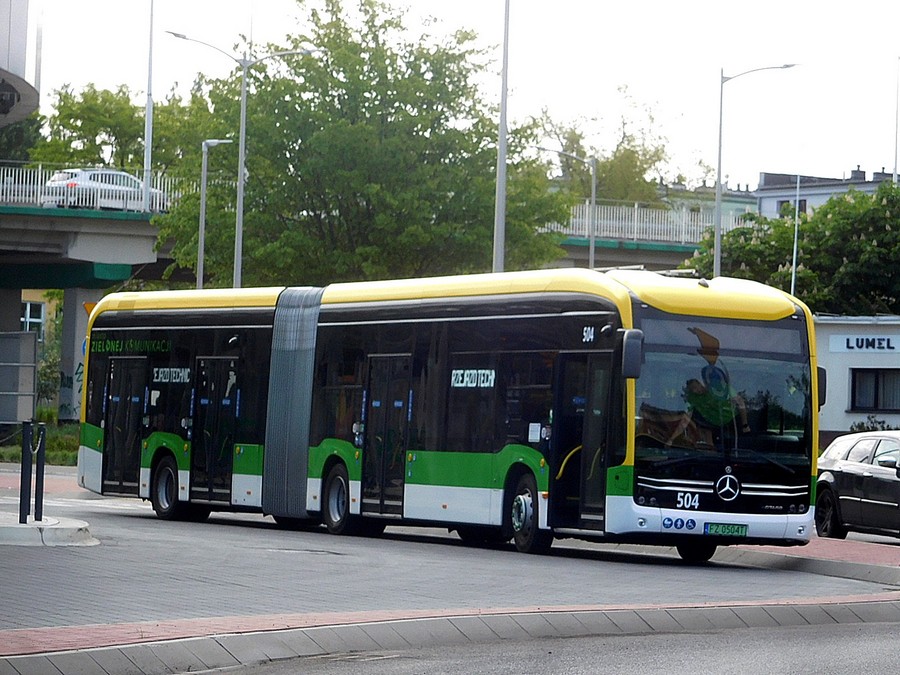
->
[677,492,699,509]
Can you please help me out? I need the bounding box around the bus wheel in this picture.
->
[151,456,187,520]
[675,541,717,563]
[323,464,358,535]
[510,473,553,554]
[815,489,847,539]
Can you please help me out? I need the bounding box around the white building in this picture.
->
[755,167,893,220]
[815,315,900,447]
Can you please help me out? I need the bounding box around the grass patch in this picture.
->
[0,423,79,466]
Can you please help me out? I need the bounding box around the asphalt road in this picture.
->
[1,464,899,674]
[245,622,900,675]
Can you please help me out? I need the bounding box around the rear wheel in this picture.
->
[676,541,717,563]
[815,489,847,539]
[510,473,553,554]
[151,455,188,520]
[322,464,359,535]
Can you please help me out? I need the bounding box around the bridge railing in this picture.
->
[0,165,193,214]
[547,201,753,245]
[1,166,754,245]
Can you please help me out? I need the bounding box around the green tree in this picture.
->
[0,113,43,161]
[157,0,568,286]
[540,93,667,205]
[689,182,900,314]
[30,84,144,167]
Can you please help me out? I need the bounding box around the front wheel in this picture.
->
[815,489,847,539]
[151,455,188,520]
[510,473,553,554]
[676,541,717,563]
[322,463,360,535]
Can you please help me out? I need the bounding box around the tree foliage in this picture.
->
[688,182,900,314]
[0,113,43,161]
[29,84,144,167]
[539,93,667,205]
[156,0,569,286]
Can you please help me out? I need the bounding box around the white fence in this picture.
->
[548,201,752,245]
[0,165,189,214]
[1,166,752,245]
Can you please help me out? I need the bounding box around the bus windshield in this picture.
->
[634,316,812,473]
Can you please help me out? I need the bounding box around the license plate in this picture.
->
[703,522,748,537]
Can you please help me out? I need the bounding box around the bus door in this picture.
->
[102,357,147,495]
[361,355,411,517]
[579,354,612,526]
[550,354,612,529]
[190,357,238,503]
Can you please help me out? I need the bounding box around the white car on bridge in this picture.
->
[42,168,168,212]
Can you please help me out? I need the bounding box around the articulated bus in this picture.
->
[77,268,823,562]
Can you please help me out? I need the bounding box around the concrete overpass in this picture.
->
[0,204,159,422]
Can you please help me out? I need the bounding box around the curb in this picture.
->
[3,598,900,675]
[0,513,99,547]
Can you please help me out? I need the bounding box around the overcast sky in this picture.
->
[29,0,900,189]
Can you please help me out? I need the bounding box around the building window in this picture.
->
[20,302,45,341]
[776,199,807,216]
[851,368,900,411]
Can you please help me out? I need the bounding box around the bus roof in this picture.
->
[87,269,803,325]
[321,267,631,306]
[606,269,803,321]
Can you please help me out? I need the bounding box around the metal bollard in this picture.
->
[19,422,32,524]
[34,423,46,522]
[18,421,47,524]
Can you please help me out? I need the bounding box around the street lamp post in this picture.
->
[492,0,510,273]
[168,31,313,287]
[538,147,597,269]
[714,63,795,277]
[198,139,233,289]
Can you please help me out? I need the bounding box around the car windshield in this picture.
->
[49,171,77,182]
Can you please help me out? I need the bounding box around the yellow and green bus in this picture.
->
[77,268,822,562]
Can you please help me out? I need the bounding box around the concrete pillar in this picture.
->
[0,289,22,331]
[58,288,104,423]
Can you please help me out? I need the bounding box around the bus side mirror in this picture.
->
[817,366,826,409]
[622,329,643,379]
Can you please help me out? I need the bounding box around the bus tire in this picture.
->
[151,455,188,521]
[323,463,359,535]
[510,473,553,554]
[815,488,847,539]
[675,541,717,563]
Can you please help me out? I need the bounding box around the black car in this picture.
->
[815,431,900,538]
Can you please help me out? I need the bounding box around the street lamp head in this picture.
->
[166,31,187,40]
[203,139,233,149]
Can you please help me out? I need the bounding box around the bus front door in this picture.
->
[579,354,612,526]
[362,356,410,517]
[190,357,237,504]
[102,357,147,495]
[550,354,611,529]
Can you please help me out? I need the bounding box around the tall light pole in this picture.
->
[714,63,795,277]
[142,0,154,212]
[168,31,313,287]
[198,139,233,289]
[538,147,597,269]
[894,56,899,184]
[492,0,510,273]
